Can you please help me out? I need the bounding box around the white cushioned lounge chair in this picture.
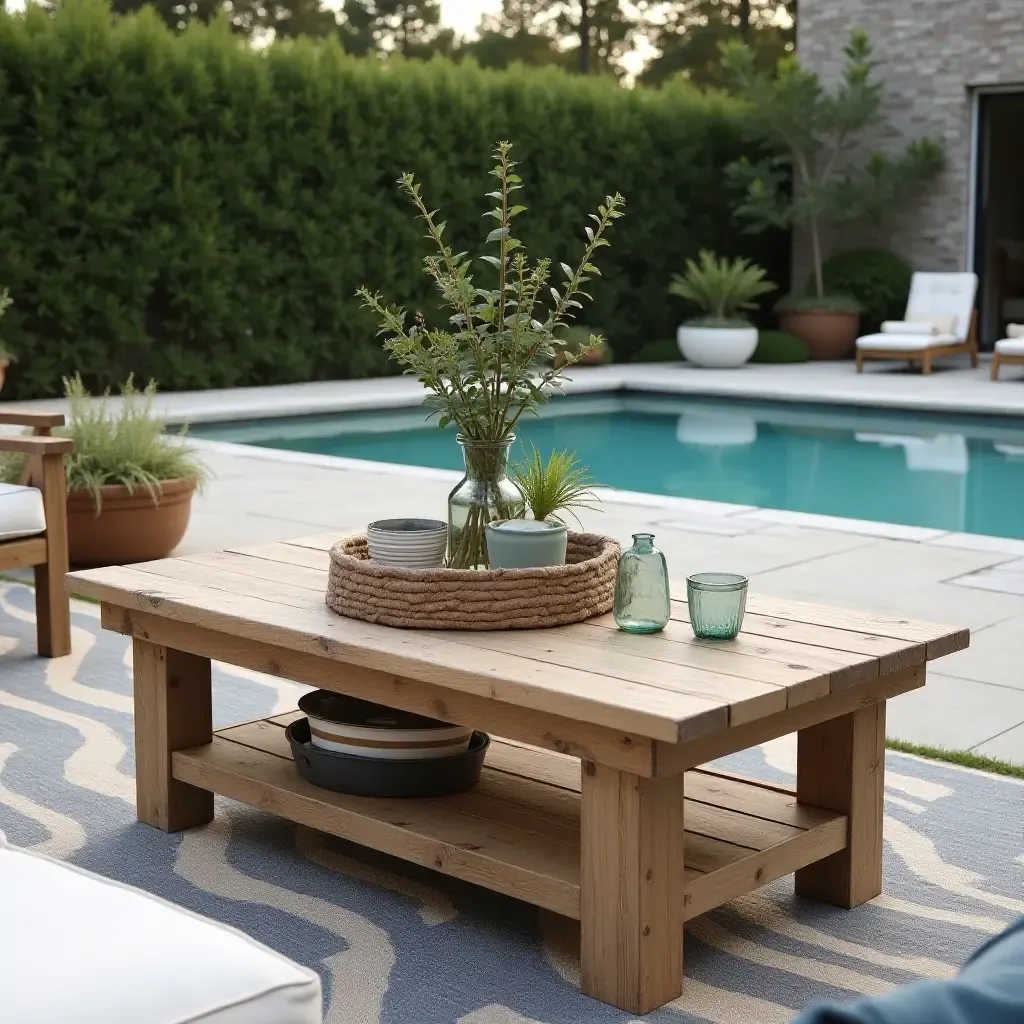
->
[0,410,72,656]
[992,323,1024,380]
[855,272,978,375]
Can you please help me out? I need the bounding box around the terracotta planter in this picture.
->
[67,478,196,567]
[553,343,610,369]
[778,310,860,360]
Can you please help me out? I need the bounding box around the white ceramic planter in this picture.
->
[485,519,568,569]
[676,324,758,369]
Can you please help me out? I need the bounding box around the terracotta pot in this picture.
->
[67,478,196,567]
[778,310,860,360]
[553,342,610,369]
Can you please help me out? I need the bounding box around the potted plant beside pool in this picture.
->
[59,375,207,566]
[721,32,944,360]
[670,251,775,368]
[486,447,601,569]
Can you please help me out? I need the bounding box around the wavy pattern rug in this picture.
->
[1,581,1022,1024]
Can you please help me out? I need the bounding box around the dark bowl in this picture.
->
[286,717,490,798]
[297,690,453,732]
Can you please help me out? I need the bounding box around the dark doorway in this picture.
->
[974,92,1024,349]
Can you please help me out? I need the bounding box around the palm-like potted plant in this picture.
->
[669,250,775,368]
[359,142,624,569]
[485,446,601,569]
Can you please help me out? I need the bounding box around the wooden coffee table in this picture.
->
[67,534,969,1014]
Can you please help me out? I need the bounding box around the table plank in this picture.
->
[70,565,720,742]
[578,621,873,697]
[668,600,926,675]
[178,550,328,591]
[740,593,968,660]
[428,629,787,726]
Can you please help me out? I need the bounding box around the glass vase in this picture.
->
[447,436,524,570]
[613,533,671,634]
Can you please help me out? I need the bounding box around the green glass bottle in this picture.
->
[613,533,671,634]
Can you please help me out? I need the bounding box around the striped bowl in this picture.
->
[366,518,447,569]
[297,691,473,761]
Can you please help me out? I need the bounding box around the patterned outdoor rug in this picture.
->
[1,581,1022,1024]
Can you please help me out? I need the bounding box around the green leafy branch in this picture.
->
[357,141,625,444]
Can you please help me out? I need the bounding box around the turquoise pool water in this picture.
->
[196,394,1024,539]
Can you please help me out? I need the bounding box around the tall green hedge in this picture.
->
[0,1,788,399]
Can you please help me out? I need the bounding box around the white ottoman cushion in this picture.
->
[0,837,322,1023]
[995,337,1024,356]
[0,482,46,542]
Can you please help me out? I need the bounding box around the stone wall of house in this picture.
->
[797,0,1024,275]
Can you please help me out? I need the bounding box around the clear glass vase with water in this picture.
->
[613,533,671,633]
[447,436,524,570]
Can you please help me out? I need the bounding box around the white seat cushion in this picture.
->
[0,482,46,542]
[0,838,322,1024]
[995,337,1024,356]
[856,332,958,352]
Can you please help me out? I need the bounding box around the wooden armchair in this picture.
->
[0,411,72,656]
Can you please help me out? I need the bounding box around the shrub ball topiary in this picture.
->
[751,330,810,363]
[631,338,680,363]
[816,249,913,334]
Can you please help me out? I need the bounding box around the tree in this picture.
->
[340,0,446,57]
[479,0,554,35]
[639,0,793,89]
[460,30,567,70]
[110,0,339,37]
[722,31,944,300]
[110,0,222,33]
[549,0,638,76]
[228,0,340,38]
[460,0,566,70]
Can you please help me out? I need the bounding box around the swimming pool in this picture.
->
[195,393,1024,539]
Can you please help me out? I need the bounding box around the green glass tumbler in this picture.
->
[614,533,671,634]
[686,572,748,640]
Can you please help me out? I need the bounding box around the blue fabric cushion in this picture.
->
[793,918,1024,1024]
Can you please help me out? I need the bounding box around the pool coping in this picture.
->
[5,361,1024,426]
[190,435,1024,557]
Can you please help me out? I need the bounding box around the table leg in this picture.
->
[580,760,685,1014]
[795,700,885,908]
[132,639,213,831]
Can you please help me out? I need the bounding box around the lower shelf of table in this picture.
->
[172,712,849,920]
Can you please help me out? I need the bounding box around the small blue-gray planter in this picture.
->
[485,519,568,569]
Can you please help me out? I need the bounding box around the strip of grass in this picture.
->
[887,738,1024,780]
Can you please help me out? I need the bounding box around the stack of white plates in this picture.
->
[366,518,447,568]
[297,691,473,761]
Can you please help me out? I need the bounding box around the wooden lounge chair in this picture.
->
[855,272,979,374]
[992,326,1024,380]
[0,411,72,656]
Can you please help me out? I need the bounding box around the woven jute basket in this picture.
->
[326,532,620,630]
